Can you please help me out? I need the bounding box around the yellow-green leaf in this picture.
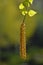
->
[19,3,25,9]
[22,11,27,16]
[29,0,33,4]
[25,11,28,14]
[28,3,30,7]
[28,10,37,17]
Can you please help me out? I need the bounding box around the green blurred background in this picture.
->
[0,0,43,65]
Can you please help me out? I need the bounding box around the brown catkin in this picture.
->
[20,22,26,60]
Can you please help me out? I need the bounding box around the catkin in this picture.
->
[20,22,26,60]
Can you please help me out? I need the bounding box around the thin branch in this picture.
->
[23,15,26,23]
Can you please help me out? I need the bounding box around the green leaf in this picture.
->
[23,1,30,7]
[28,10,37,17]
[29,0,33,4]
[22,11,27,16]
[19,3,25,10]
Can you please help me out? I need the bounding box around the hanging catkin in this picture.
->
[20,22,26,60]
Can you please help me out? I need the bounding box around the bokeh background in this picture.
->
[0,0,43,65]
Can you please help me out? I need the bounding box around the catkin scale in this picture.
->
[20,22,26,60]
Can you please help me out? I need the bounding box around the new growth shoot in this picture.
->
[19,0,37,17]
[19,0,37,60]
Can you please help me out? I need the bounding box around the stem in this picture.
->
[23,15,26,23]
[20,15,26,60]
[23,5,28,23]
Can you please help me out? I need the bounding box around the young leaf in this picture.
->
[28,10,37,17]
[22,11,27,16]
[29,0,33,4]
[19,3,25,9]
[23,1,30,7]
[28,3,30,7]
